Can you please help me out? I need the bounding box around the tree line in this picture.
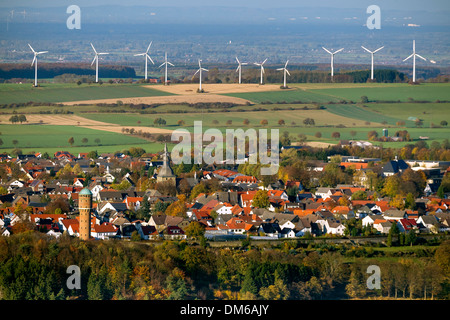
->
[0,63,136,80]
[0,232,448,300]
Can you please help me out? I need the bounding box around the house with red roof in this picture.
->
[232,175,258,184]
[124,196,143,211]
[240,191,257,207]
[91,222,118,240]
[397,218,418,233]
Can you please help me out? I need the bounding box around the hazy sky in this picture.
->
[2,0,449,11]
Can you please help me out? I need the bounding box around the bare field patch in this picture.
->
[0,114,114,126]
[61,94,252,106]
[148,83,284,95]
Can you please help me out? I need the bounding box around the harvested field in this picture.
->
[0,114,173,135]
[149,83,284,95]
[59,83,284,105]
[61,94,252,106]
[0,114,112,126]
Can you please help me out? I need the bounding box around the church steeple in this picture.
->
[157,143,176,183]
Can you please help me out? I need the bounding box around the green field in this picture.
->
[308,83,450,102]
[225,83,450,104]
[0,83,172,104]
[223,87,340,104]
[0,124,151,150]
[79,108,382,128]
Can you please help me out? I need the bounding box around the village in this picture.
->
[1,145,450,244]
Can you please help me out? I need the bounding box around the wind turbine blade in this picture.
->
[361,46,372,53]
[146,54,154,64]
[31,56,36,66]
[202,68,208,72]
[416,54,426,61]
[373,46,384,53]
[91,56,97,66]
[333,48,344,54]
[322,47,332,54]
[236,66,241,72]
[194,69,200,76]
[254,62,260,66]
[262,58,267,65]
[158,62,165,68]
[261,66,265,73]
[286,70,291,76]
[90,43,97,54]
[98,52,109,55]
[403,54,414,62]
[28,44,35,53]
[146,41,152,53]
[167,62,174,66]
[37,51,48,54]
[134,53,145,56]
[241,63,248,65]
[285,60,289,68]
[236,57,240,64]
[276,68,284,71]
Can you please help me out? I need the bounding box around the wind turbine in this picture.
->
[28,44,48,87]
[254,58,267,85]
[322,47,344,79]
[159,52,174,85]
[235,57,248,84]
[403,40,426,83]
[134,42,154,80]
[90,43,109,83]
[193,59,208,92]
[361,45,384,81]
[277,60,290,88]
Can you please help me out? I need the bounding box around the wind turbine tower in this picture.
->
[254,58,267,85]
[193,59,208,92]
[403,40,426,83]
[361,45,384,81]
[90,43,109,83]
[134,42,154,80]
[322,47,344,79]
[28,44,48,87]
[235,57,248,84]
[159,52,174,85]
[277,60,290,88]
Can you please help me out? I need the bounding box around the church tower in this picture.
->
[157,143,176,185]
[79,188,92,240]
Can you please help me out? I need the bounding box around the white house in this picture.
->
[383,209,406,221]
[325,219,346,235]
[373,219,392,234]
[91,222,118,240]
[1,227,10,237]
[294,220,312,237]
[416,215,439,233]
[46,230,62,238]
[214,203,234,215]
[90,184,104,200]
[362,214,382,227]
[315,187,335,199]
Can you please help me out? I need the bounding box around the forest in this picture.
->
[0,231,448,300]
[0,63,136,80]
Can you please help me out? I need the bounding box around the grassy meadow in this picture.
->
[0,124,161,154]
